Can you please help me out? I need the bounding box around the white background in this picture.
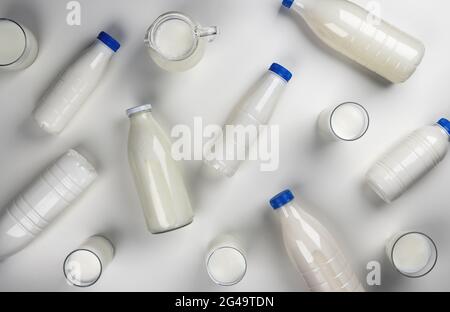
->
[0,0,449,292]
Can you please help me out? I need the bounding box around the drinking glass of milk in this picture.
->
[205,234,247,286]
[317,102,370,141]
[0,18,38,71]
[63,236,115,287]
[145,11,218,72]
[386,232,437,278]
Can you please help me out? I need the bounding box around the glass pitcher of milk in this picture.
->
[0,18,38,71]
[145,11,218,72]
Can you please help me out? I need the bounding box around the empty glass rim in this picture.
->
[206,246,247,286]
[144,11,198,62]
[63,248,103,288]
[0,18,28,66]
[390,231,438,278]
[329,102,370,141]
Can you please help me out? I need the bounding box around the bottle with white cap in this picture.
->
[127,104,194,234]
[33,31,120,135]
[281,0,425,83]
[0,149,97,260]
[367,118,450,203]
[204,63,292,177]
[270,190,364,292]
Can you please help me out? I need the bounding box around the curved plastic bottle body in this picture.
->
[33,41,114,134]
[204,71,287,177]
[0,150,97,260]
[127,111,193,234]
[367,125,449,203]
[276,201,364,292]
[290,0,425,83]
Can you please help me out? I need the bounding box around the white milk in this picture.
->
[207,247,247,286]
[0,19,25,65]
[271,190,364,292]
[0,150,97,260]
[204,63,291,177]
[64,236,114,287]
[392,233,432,275]
[64,250,102,287]
[0,18,38,70]
[283,0,425,83]
[33,31,120,134]
[154,18,195,60]
[145,12,218,72]
[127,104,193,234]
[367,119,449,202]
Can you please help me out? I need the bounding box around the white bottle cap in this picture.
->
[126,104,152,117]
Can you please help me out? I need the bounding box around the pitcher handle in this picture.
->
[196,26,219,42]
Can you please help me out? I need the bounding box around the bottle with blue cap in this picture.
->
[367,118,450,203]
[34,31,120,134]
[204,63,292,177]
[281,0,424,83]
[270,189,364,292]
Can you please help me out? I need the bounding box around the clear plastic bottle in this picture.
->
[204,63,292,177]
[367,118,450,203]
[270,190,364,292]
[281,0,425,83]
[33,31,120,135]
[0,149,97,260]
[127,104,193,234]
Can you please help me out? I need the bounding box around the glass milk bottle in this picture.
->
[270,190,364,292]
[204,63,292,177]
[33,31,120,135]
[0,150,97,260]
[281,0,425,83]
[127,104,193,234]
[0,18,39,71]
[367,118,449,203]
[145,12,218,72]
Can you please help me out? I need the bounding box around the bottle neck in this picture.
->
[435,124,450,141]
[290,0,312,15]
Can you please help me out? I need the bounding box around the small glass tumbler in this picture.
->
[386,232,437,278]
[0,18,38,71]
[205,234,247,286]
[63,235,115,287]
[145,11,218,72]
[317,102,369,141]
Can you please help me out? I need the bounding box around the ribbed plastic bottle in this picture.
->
[270,190,364,292]
[281,0,425,83]
[204,63,292,177]
[33,31,120,134]
[127,104,194,234]
[0,150,97,260]
[367,118,450,203]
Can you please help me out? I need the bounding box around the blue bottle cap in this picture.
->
[282,0,294,9]
[437,118,450,136]
[270,190,295,209]
[269,63,293,82]
[97,31,120,52]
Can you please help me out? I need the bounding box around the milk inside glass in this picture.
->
[318,102,369,141]
[64,236,114,287]
[0,18,38,70]
[387,232,437,277]
[206,235,247,286]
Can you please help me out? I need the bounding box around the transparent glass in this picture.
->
[386,232,437,278]
[0,18,38,71]
[205,234,247,286]
[317,102,369,141]
[63,236,114,287]
[145,12,218,72]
